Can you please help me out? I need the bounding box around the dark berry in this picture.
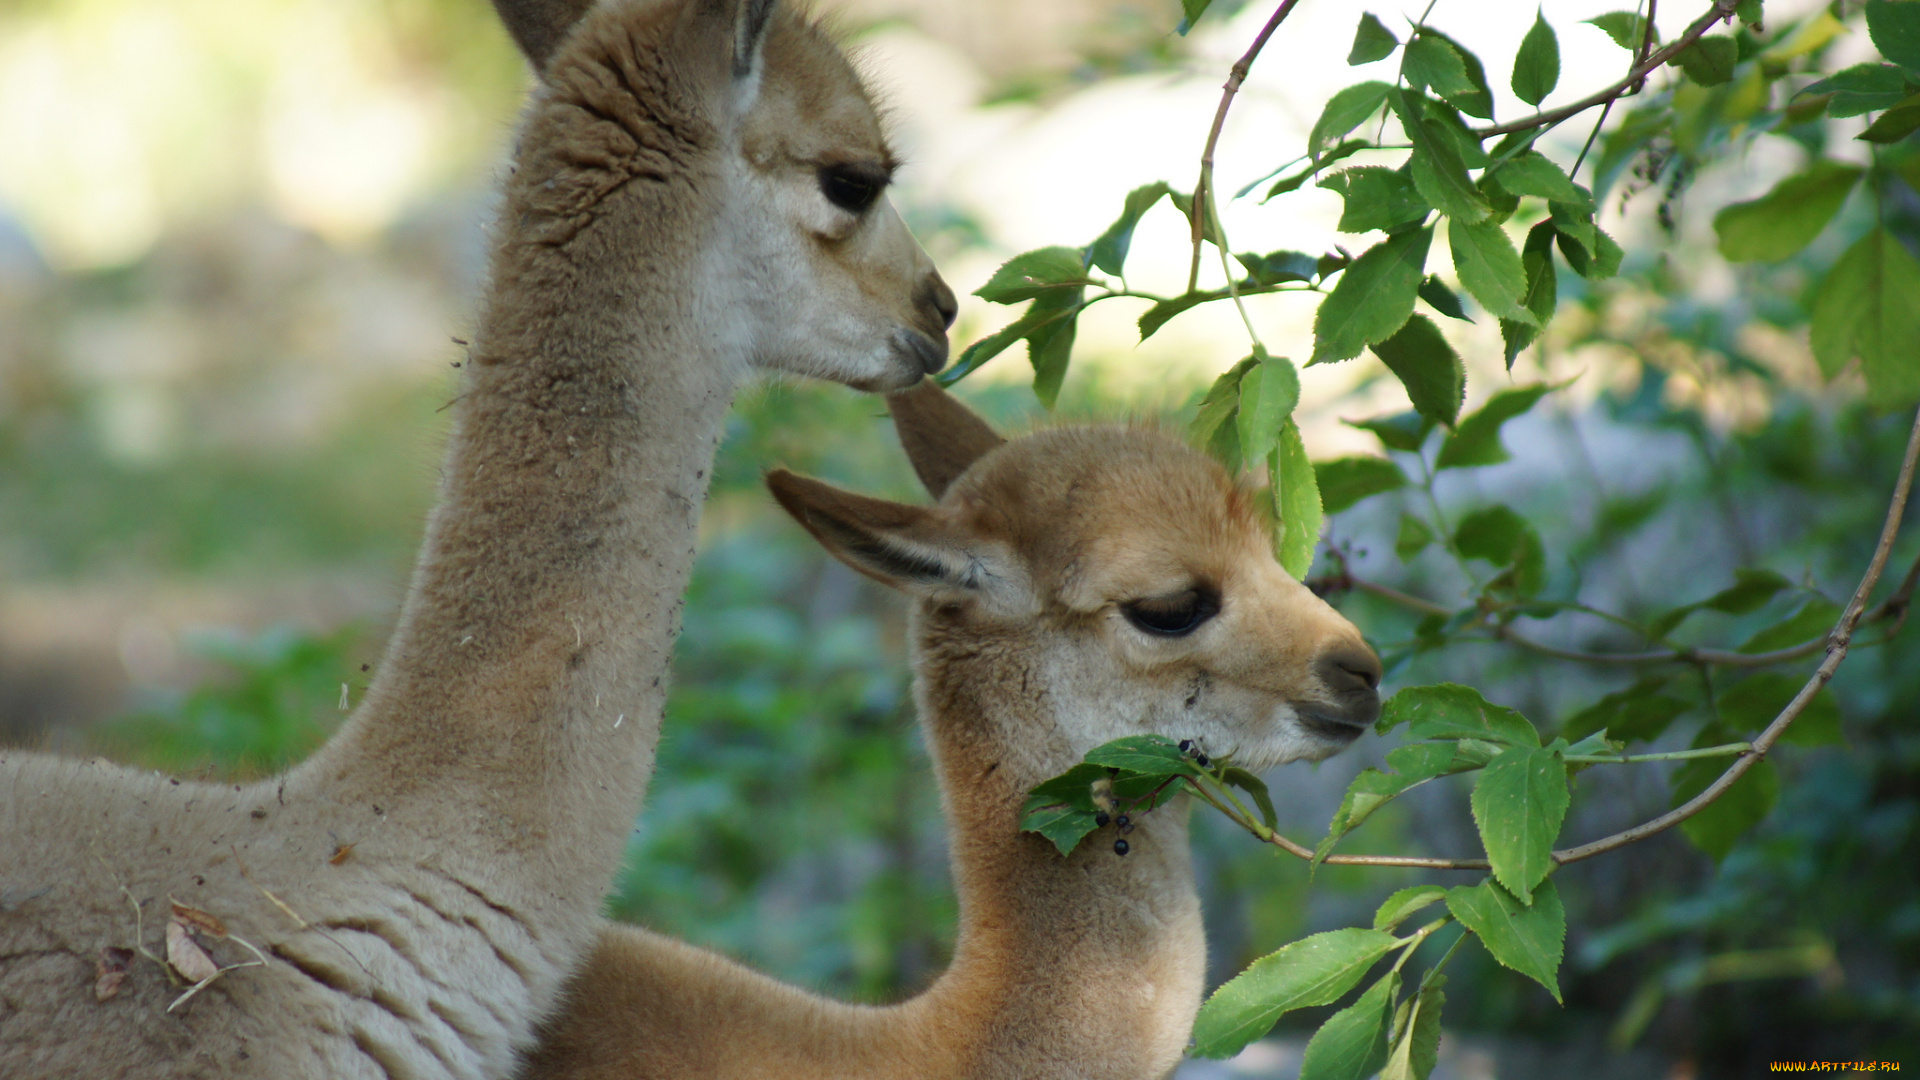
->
[1195,754,1210,768]
[1115,814,1131,829]
[1113,838,1129,857]
[1094,812,1111,828]
[1178,739,1194,754]
[1120,820,1134,834]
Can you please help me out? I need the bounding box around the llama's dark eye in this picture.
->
[1121,588,1219,637]
[818,163,887,213]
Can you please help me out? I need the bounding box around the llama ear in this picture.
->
[730,0,778,80]
[767,469,998,596]
[885,380,1007,500]
[491,0,597,76]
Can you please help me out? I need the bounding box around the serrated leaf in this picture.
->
[1866,0,1920,73]
[1648,567,1792,639]
[1379,683,1539,746]
[1737,597,1840,654]
[1512,12,1560,106]
[1374,885,1449,932]
[1316,456,1408,514]
[1556,220,1622,280]
[1417,29,1494,119]
[1397,94,1491,224]
[941,289,1082,387]
[1238,249,1321,285]
[1449,218,1534,324]
[1027,294,1082,408]
[1238,355,1302,464]
[1311,227,1432,365]
[1453,504,1545,596]
[1395,513,1435,560]
[1379,977,1444,1080]
[1672,35,1739,86]
[1349,13,1400,65]
[1087,182,1171,276]
[1139,292,1214,341]
[1191,928,1401,1059]
[1023,762,1112,815]
[1446,878,1565,1001]
[1312,82,1395,157]
[1271,420,1324,580]
[1500,222,1559,368]
[1347,411,1434,452]
[1801,63,1912,118]
[1222,767,1279,830]
[1561,676,1691,743]
[1370,314,1466,427]
[1717,673,1844,747]
[1858,93,1920,143]
[1266,142,1371,200]
[1322,167,1431,234]
[1495,152,1589,206]
[1019,802,1103,856]
[1417,275,1471,321]
[1191,357,1259,472]
[1403,34,1476,98]
[1470,745,1569,903]
[1084,734,1200,777]
[1811,227,1920,406]
[1319,768,1432,861]
[1435,382,1553,470]
[975,246,1093,303]
[1299,971,1399,1080]
[1671,743,1779,861]
[1586,11,1651,51]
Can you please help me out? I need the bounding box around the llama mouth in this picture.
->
[1296,707,1371,742]
[897,327,949,376]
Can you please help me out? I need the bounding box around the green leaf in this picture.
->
[1191,928,1400,1059]
[1396,94,1492,224]
[1449,218,1534,324]
[1446,878,1565,1002]
[1717,673,1844,747]
[1139,292,1214,341]
[1379,976,1445,1080]
[1672,743,1779,861]
[1237,249,1321,285]
[1299,972,1399,1080]
[1084,734,1200,777]
[1417,29,1494,119]
[1385,740,1483,778]
[1379,683,1540,746]
[1266,142,1371,200]
[1347,411,1434,452]
[1811,227,1920,406]
[1018,802,1102,856]
[975,246,1093,303]
[1435,382,1553,470]
[1311,227,1433,365]
[1316,456,1408,514]
[1586,11,1651,51]
[1312,82,1395,157]
[1238,355,1301,464]
[1395,513,1435,560]
[1500,222,1559,368]
[1027,294,1082,409]
[1801,63,1913,118]
[1452,504,1546,596]
[1672,35,1739,86]
[1417,275,1471,321]
[1023,761,1112,813]
[1190,357,1259,472]
[1494,152,1590,206]
[1648,568,1792,639]
[1866,0,1920,73]
[1512,12,1560,107]
[1320,768,1425,860]
[1737,597,1841,654]
[1178,0,1213,35]
[941,289,1082,387]
[1470,745,1569,903]
[1373,885,1449,932]
[1349,13,1400,65]
[1222,767,1279,830]
[1858,92,1920,143]
[1271,419,1325,580]
[1370,314,1466,428]
[1561,676,1691,743]
[1402,34,1476,98]
[1322,167,1431,234]
[1087,182,1171,276]
[1555,220,1623,280]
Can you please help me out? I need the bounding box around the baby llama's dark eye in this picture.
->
[818,164,886,213]
[1120,589,1220,637]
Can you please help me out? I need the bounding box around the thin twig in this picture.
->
[1476,0,1740,138]
[1187,0,1304,294]
[1252,408,1920,871]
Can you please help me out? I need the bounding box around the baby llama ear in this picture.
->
[729,0,778,79]
[766,469,985,595]
[491,0,597,76]
[885,380,1006,500]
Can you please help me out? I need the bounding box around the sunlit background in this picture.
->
[2,0,1915,1075]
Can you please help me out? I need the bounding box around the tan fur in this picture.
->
[0,2,953,1077]
[521,385,1380,1080]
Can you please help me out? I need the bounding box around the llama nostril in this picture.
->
[1317,645,1382,696]
[924,274,959,330]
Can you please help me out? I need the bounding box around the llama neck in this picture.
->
[907,652,1208,1078]
[293,189,737,906]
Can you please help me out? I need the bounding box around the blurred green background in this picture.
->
[1,0,1915,1076]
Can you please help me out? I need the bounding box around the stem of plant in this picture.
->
[1392,917,1451,974]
